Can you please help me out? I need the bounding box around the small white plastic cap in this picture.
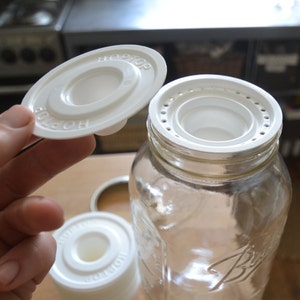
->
[50,212,140,300]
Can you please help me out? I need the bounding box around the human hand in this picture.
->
[0,105,96,299]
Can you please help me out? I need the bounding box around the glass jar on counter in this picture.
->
[129,75,292,300]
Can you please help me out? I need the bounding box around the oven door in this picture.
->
[0,77,36,113]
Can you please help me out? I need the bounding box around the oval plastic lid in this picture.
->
[21,45,167,139]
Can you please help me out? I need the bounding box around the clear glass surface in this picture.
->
[130,142,291,300]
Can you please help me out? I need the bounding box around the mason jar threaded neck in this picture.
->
[147,119,280,180]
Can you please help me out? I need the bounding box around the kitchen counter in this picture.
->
[31,153,300,299]
[63,0,300,42]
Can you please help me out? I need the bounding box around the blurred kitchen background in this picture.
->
[1,0,300,157]
[1,2,300,297]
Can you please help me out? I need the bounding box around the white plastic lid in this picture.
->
[149,74,282,154]
[21,45,167,139]
[50,212,140,300]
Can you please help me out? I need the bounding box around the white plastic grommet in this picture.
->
[47,61,139,118]
[50,212,140,300]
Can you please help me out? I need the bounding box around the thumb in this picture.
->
[0,105,35,166]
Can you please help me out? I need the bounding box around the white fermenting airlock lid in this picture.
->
[21,45,167,139]
[149,74,282,154]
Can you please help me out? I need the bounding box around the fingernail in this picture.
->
[0,105,33,129]
[0,261,19,286]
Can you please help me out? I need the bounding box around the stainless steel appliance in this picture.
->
[0,0,73,112]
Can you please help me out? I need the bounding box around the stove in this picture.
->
[0,0,73,101]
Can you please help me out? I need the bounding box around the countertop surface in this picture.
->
[63,0,300,40]
[30,153,300,299]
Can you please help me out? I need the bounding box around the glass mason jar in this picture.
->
[129,75,292,300]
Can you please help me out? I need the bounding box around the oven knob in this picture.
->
[1,48,17,64]
[21,48,37,63]
[40,47,56,63]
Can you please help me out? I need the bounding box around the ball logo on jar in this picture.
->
[207,244,265,291]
